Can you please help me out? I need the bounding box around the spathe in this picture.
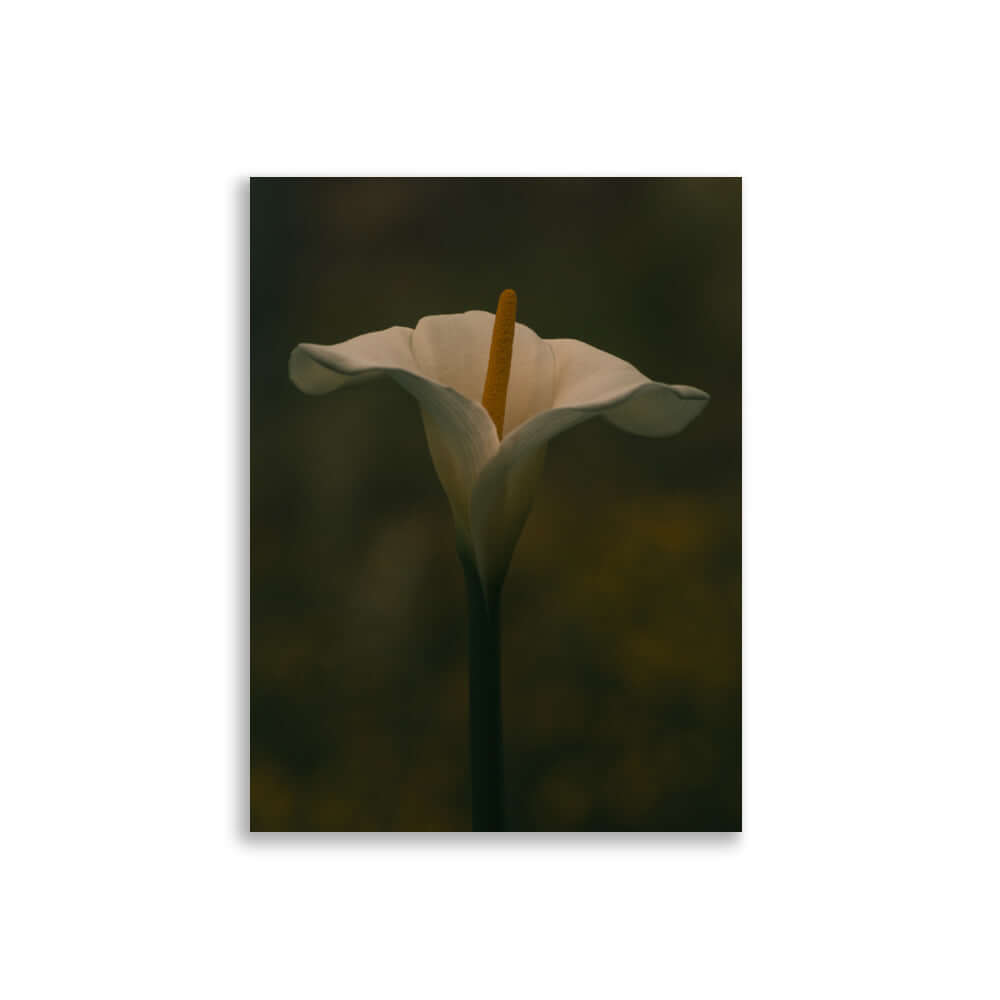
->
[290,309,709,590]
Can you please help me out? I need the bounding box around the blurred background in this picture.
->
[251,178,740,832]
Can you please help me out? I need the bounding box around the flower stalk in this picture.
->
[462,555,505,831]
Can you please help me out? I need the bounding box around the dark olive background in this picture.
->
[250,178,740,831]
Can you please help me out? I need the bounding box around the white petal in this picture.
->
[468,440,549,592]
[504,337,709,448]
[289,326,416,394]
[468,338,709,587]
[411,312,556,433]
[289,328,498,549]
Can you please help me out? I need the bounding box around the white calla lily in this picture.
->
[290,291,708,831]
[290,304,709,591]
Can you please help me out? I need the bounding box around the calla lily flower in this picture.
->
[289,295,709,593]
[290,290,707,831]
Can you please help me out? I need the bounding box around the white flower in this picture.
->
[289,298,709,591]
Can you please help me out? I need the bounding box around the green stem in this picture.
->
[462,555,505,832]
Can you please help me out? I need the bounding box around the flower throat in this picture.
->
[481,288,517,438]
